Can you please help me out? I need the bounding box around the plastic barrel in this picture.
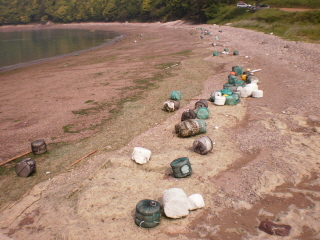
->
[175,119,206,138]
[31,139,47,155]
[225,95,237,105]
[15,158,36,177]
[232,66,243,76]
[196,107,209,119]
[195,119,207,134]
[236,80,246,87]
[232,93,241,103]
[195,99,208,109]
[170,157,192,178]
[135,199,161,228]
[213,51,219,56]
[223,83,232,89]
[170,91,181,100]
[221,88,232,96]
[228,75,238,85]
[181,109,196,121]
[210,90,221,102]
[193,136,213,155]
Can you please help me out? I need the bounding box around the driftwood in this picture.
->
[0,151,32,167]
[71,150,98,166]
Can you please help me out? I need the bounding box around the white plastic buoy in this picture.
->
[131,147,151,164]
[163,188,190,219]
[214,92,226,106]
[252,90,264,98]
[188,194,205,210]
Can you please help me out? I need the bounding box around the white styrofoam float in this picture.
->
[131,147,151,164]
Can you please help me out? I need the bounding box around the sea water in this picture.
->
[0,28,121,71]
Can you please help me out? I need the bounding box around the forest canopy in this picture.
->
[0,0,239,25]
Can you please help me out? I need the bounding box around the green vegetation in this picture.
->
[62,124,80,133]
[207,5,320,42]
[0,0,318,42]
[231,9,320,42]
[0,0,235,25]
[262,0,320,8]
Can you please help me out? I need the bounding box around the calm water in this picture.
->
[0,28,121,70]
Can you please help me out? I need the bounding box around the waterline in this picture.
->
[0,28,123,72]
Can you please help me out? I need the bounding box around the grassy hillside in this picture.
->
[208,5,320,43]
[262,0,320,8]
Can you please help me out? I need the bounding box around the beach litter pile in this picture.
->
[210,66,263,106]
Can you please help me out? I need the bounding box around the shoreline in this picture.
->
[0,24,126,72]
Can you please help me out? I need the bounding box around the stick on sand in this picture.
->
[0,151,32,167]
[71,150,98,166]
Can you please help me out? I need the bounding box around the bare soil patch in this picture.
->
[0,21,319,239]
[279,8,319,12]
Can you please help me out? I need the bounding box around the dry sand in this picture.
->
[0,21,319,239]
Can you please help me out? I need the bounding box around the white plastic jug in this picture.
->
[214,92,226,106]
[252,90,264,98]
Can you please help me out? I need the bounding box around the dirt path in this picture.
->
[279,8,318,12]
[0,22,319,239]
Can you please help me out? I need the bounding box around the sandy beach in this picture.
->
[0,21,319,239]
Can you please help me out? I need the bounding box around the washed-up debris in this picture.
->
[188,194,205,210]
[213,92,226,106]
[170,157,192,178]
[196,107,209,119]
[175,119,207,138]
[163,188,190,218]
[31,139,47,155]
[195,99,208,110]
[135,199,160,228]
[163,188,205,219]
[15,157,36,177]
[193,136,213,155]
[131,147,151,164]
[71,150,98,166]
[252,89,263,98]
[163,100,180,112]
[181,109,196,121]
[259,220,292,236]
[233,50,239,55]
[170,91,181,100]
